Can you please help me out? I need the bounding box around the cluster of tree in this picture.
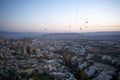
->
[62,49,89,80]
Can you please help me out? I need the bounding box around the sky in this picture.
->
[0,0,120,32]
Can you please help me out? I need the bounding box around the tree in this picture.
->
[63,51,72,66]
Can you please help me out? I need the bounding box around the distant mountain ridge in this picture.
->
[38,32,120,40]
[0,31,44,39]
[0,31,120,40]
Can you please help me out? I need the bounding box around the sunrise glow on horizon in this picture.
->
[0,0,120,32]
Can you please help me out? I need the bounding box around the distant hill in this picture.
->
[0,31,43,39]
[0,31,120,40]
[37,32,120,40]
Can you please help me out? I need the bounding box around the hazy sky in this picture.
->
[0,0,120,32]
